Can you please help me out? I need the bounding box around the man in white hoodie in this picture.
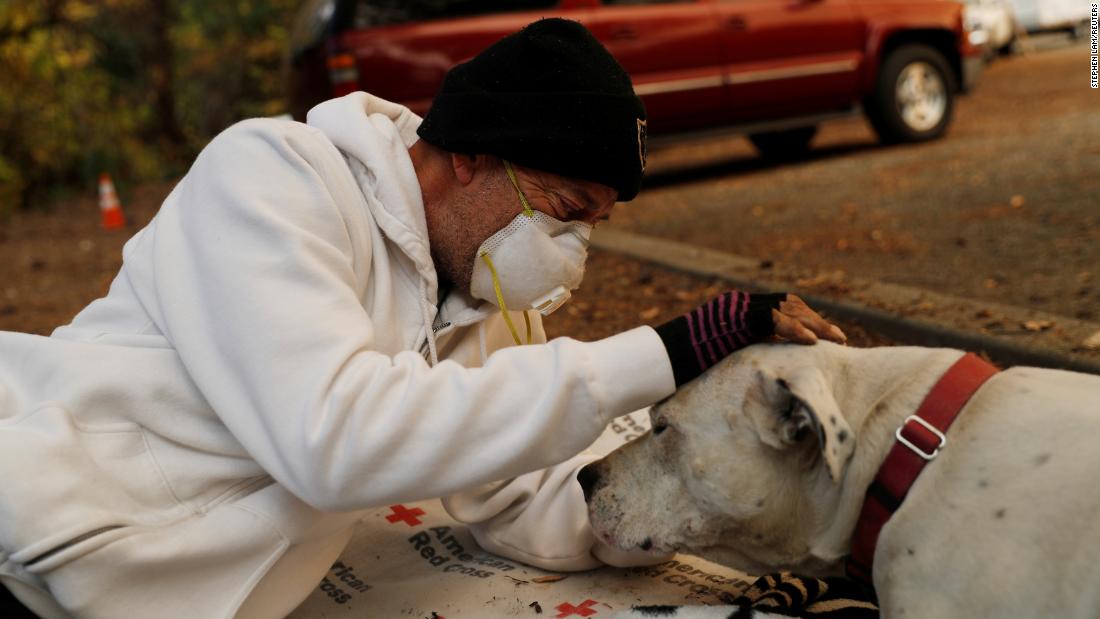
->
[0,18,843,619]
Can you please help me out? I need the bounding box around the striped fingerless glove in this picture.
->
[655,291,786,387]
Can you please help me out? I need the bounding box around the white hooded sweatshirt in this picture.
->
[0,92,675,619]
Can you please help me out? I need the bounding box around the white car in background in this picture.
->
[964,0,1019,56]
[1004,0,1090,37]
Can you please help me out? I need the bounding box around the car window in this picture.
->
[353,0,560,28]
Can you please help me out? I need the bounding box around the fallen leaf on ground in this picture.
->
[639,307,661,321]
[1010,195,1025,208]
[1081,330,1100,350]
[796,271,847,288]
[531,575,567,584]
[1022,320,1054,332]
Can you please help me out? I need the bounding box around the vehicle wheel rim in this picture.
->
[895,61,947,132]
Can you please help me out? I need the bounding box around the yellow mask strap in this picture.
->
[503,160,535,218]
[479,251,529,346]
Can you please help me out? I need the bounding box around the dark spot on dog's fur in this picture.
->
[830,415,837,426]
[837,429,848,443]
[907,547,915,556]
[639,538,653,551]
[630,605,679,616]
[756,499,765,508]
[717,591,739,604]
[994,508,1006,519]
[977,479,988,489]
[1035,453,1051,466]
[730,605,756,619]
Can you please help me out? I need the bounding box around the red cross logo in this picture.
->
[385,504,425,526]
[555,599,598,618]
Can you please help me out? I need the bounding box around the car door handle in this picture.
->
[609,26,638,41]
[727,15,748,31]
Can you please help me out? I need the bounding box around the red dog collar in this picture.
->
[846,353,999,585]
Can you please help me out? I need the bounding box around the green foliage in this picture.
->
[0,0,299,213]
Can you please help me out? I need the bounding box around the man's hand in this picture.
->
[771,294,847,345]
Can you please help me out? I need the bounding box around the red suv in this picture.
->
[287,0,983,159]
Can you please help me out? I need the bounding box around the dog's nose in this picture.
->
[577,463,601,503]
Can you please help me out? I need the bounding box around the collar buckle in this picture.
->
[895,414,947,461]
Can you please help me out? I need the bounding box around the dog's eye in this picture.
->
[652,416,669,435]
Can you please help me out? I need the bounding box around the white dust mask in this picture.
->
[470,210,591,314]
[469,162,592,343]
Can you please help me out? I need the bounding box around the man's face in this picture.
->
[429,158,617,295]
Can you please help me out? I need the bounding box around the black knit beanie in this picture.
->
[416,18,647,201]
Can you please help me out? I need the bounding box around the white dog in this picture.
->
[582,342,1100,618]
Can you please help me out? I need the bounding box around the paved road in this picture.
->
[609,39,1099,325]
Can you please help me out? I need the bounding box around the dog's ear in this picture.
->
[752,366,854,482]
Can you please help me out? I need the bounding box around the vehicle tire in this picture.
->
[997,33,1018,56]
[748,126,817,161]
[865,44,955,144]
[1069,21,1088,41]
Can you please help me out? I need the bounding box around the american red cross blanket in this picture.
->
[287,410,878,619]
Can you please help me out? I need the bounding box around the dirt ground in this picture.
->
[0,181,170,336]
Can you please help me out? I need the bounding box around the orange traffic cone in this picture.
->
[98,173,127,230]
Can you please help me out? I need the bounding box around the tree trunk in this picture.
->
[148,0,186,148]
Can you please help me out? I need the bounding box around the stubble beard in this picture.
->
[429,170,511,297]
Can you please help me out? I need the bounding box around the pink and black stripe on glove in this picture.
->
[655,291,786,386]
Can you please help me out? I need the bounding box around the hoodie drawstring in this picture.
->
[419,279,439,365]
[478,321,488,366]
